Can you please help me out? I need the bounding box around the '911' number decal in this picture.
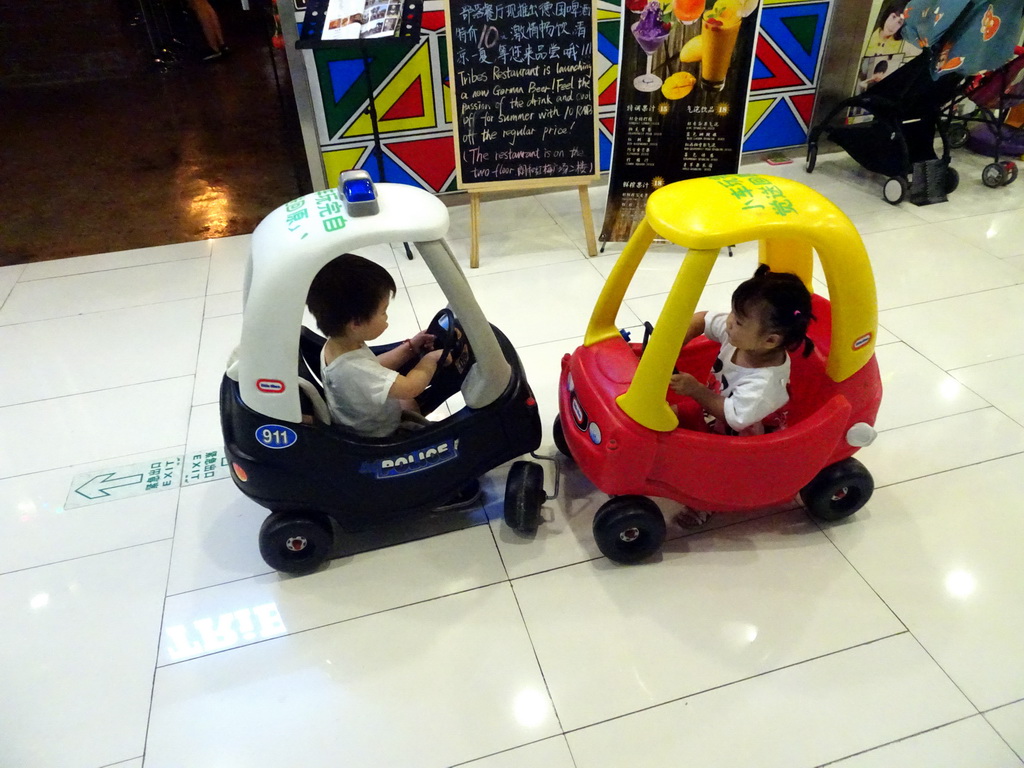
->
[255,425,297,449]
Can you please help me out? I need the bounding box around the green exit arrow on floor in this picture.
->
[74,472,145,500]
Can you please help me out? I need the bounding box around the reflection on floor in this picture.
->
[0,1,310,266]
[2,150,1024,767]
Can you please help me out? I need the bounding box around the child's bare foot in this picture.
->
[674,508,711,528]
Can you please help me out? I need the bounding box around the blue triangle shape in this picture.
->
[758,3,828,83]
[742,99,807,152]
[752,58,771,80]
[327,59,367,105]
[362,154,419,186]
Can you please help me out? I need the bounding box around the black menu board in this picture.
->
[443,0,600,191]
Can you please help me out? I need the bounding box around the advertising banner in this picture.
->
[849,0,922,120]
[600,0,762,242]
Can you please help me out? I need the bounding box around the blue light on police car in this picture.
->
[343,178,376,203]
[338,169,380,216]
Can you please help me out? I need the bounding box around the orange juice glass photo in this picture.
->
[672,0,704,24]
[700,6,742,91]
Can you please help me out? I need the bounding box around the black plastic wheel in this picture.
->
[552,416,571,459]
[258,511,335,575]
[947,122,968,149]
[982,162,1007,188]
[801,458,874,522]
[1003,161,1017,185]
[504,460,544,533]
[592,496,666,563]
[805,142,817,174]
[945,166,960,194]
[882,176,907,204]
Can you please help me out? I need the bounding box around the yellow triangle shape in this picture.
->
[323,146,369,184]
[744,98,775,134]
[345,45,435,138]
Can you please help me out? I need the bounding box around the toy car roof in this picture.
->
[225,181,512,423]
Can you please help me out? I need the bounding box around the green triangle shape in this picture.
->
[782,15,818,57]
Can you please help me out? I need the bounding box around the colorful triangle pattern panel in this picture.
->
[758,2,829,83]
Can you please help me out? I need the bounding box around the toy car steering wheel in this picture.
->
[425,308,461,366]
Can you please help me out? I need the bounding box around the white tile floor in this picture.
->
[3,149,1024,768]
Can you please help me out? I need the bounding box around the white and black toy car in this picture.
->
[220,173,544,575]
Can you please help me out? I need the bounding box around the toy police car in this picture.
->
[220,173,545,575]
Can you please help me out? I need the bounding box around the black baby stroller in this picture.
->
[805,52,964,205]
[944,48,1024,187]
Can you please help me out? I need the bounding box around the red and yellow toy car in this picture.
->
[556,174,883,563]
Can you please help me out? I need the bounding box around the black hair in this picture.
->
[874,60,889,75]
[306,253,396,337]
[875,0,908,41]
[731,264,816,357]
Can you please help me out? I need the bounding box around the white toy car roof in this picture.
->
[225,181,511,423]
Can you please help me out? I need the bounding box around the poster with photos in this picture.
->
[319,0,404,39]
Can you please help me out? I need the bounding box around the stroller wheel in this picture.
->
[805,142,817,174]
[1003,162,1018,185]
[982,163,1007,188]
[947,122,968,149]
[883,176,907,205]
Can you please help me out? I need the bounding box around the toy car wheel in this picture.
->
[982,162,1007,188]
[946,122,968,149]
[882,177,907,205]
[805,142,817,174]
[258,511,335,575]
[504,460,544,533]
[801,457,874,522]
[944,166,959,194]
[1002,161,1017,185]
[552,416,572,459]
[593,496,666,564]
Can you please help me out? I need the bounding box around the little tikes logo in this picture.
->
[360,439,460,479]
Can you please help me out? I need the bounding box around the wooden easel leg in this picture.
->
[469,192,481,269]
[578,185,598,257]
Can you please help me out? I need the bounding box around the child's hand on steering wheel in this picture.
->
[409,330,436,355]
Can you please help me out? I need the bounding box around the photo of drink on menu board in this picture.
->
[602,0,761,242]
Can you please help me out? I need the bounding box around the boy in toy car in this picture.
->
[306,253,443,438]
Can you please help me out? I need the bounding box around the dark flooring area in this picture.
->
[0,1,312,266]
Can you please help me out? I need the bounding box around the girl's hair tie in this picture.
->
[793,310,802,317]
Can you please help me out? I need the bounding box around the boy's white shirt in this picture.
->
[321,344,402,437]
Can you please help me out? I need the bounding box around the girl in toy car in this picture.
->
[670,264,816,438]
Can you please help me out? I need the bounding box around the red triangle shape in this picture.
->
[752,33,804,90]
[599,78,617,107]
[389,136,455,192]
[601,117,616,135]
[382,78,425,121]
[791,93,815,126]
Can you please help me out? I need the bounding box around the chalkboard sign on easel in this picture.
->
[443,0,601,265]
